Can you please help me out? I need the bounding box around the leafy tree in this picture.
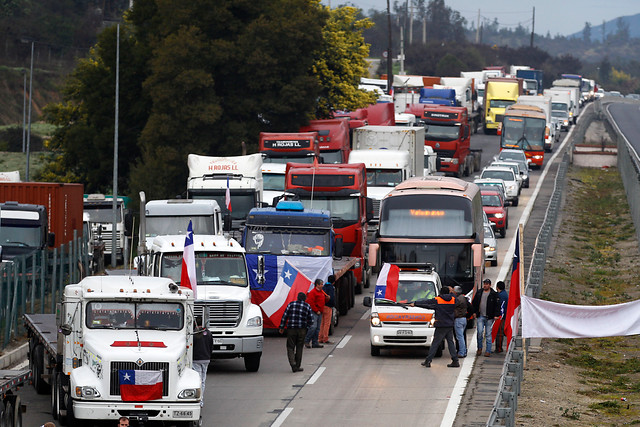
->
[312,6,377,118]
[582,22,592,43]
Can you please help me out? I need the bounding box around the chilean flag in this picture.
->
[180,220,197,298]
[260,260,313,327]
[225,176,232,212]
[505,230,522,350]
[119,370,163,401]
[374,263,399,301]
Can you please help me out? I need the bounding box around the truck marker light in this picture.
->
[135,405,143,408]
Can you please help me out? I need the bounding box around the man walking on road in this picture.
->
[304,279,326,348]
[279,292,313,372]
[472,278,501,357]
[453,285,469,358]
[410,286,460,368]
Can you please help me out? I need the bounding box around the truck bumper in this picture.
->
[211,335,263,356]
[73,400,201,422]
[370,326,435,348]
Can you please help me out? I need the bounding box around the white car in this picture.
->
[478,166,519,206]
[363,266,442,357]
[484,222,498,267]
[490,160,527,189]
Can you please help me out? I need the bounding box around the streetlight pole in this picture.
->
[22,69,26,153]
[26,41,33,181]
[386,0,393,96]
[112,24,120,267]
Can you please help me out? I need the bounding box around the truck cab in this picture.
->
[147,234,263,371]
[363,265,442,357]
[0,201,54,260]
[83,194,132,264]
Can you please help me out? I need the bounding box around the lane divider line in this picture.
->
[306,367,326,385]
[337,335,352,349]
[271,407,293,427]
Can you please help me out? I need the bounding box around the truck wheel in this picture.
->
[50,369,58,420]
[2,395,14,427]
[244,353,261,372]
[11,395,21,427]
[57,373,68,425]
[370,344,380,357]
[363,265,371,288]
[32,345,49,394]
[337,280,348,316]
[355,268,362,295]
[349,272,356,308]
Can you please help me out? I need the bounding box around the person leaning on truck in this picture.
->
[279,292,314,372]
[192,323,213,407]
[410,286,460,368]
[318,275,336,345]
[304,279,326,349]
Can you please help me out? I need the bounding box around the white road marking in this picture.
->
[271,407,293,427]
[14,360,28,370]
[306,366,326,385]
[360,310,370,320]
[337,334,352,349]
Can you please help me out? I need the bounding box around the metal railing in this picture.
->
[0,231,90,349]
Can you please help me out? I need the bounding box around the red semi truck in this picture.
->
[0,182,84,259]
[299,119,350,164]
[406,104,481,178]
[285,162,373,292]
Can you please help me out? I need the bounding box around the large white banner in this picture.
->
[521,295,640,339]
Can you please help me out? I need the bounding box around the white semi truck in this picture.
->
[146,234,264,372]
[83,194,132,264]
[187,153,263,237]
[25,276,202,426]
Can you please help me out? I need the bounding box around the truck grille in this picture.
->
[383,335,429,344]
[435,149,456,158]
[194,302,243,328]
[495,114,504,123]
[110,361,169,396]
[372,199,380,220]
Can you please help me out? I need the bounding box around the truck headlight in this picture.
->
[370,312,381,327]
[75,386,101,398]
[354,260,361,268]
[247,315,262,327]
[451,158,459,165]
[178,388,201,399]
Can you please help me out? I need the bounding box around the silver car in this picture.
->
[490,160,529,189]
[483,223,498,267]
[479,167,519,206]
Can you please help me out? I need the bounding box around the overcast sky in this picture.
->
[325,0,639,36]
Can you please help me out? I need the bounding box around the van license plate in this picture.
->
[173,411,193,418]
[213,338,223,345]
[397,330,413,336]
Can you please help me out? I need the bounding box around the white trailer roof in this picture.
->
[150,234,244,254]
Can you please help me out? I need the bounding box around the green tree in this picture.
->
[312,6,377,118]
[582,22,592,43]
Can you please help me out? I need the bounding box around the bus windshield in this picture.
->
[501,116,545,151]
[244,228,331,256]
[379,194,474,238]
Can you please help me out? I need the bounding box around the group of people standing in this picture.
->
[279,275,336,372]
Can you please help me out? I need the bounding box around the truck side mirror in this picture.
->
[365,198,374,223]
[463,126,469,139]
[334,236,343,258]
[363,296,372,307]
[60,324,72,336]
[436,157,442,171]
[124,210,134,237]
[223,214,232,232]
[47,232,55,248]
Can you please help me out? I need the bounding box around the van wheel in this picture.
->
[370,345,380,357]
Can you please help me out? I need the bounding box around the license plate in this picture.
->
[397,330,413,336]
[173,411,193,418]
[213,338,223,345]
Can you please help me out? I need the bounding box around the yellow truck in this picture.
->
[483,77,523,134]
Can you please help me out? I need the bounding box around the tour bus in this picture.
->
[499,104,546,168]
[368,176,484,294]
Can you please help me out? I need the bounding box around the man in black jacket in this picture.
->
[192,323,213,406]
[471,278,501,357]
[410,286,460,368]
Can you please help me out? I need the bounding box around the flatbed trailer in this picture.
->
[331,256,359,315]
[0,369,31,426]
[24,313,57,395]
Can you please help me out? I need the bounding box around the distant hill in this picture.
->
[568,13,640,41]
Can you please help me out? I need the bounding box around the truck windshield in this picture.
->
[366,169,403,187]
[298,197,359,223]
[86,302,184,330]
[161,252,247,287]
[379,194,474,238]
[393,280,438,303]
[84,204,123,222]
[0,220,42,247]
[424,124,460,141]
[263,156,314,164]
[501,116,545,151]
[263,173,285,191]
[489,99,516,109]
[551,102,568,112]
[320,150,342,164]
[146,216,215,238]
[244,228,331,256]
[190,191,255,221]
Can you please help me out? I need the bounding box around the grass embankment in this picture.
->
[520,166,640,424]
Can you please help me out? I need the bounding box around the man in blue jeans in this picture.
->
[471,278,501,357]
[452,286,469,358]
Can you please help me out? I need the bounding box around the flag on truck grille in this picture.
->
[180,220,197,298]
[375,263,399,301]
[260,260,313,326]
[118,370,163,401]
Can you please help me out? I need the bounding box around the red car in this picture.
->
[481,189,508,237]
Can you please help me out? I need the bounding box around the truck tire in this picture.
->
[32,345,49,394]
[370,344,381,357]
[337,279,349,316]
[355,267,362,295]
[349,272,356,308]
[50,369,58,420]
[2,395,14,427]
[11,395,21,427]
[244,353,261,372]
[57,373,68,425]
[363,265,371,288]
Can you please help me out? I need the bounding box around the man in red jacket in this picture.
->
[304,279,326,348]
[410,286,460,368]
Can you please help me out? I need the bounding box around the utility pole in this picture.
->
[422,16,426,44]
[112,24,120,267]
[476,10,481,44]
[386,0,393,96]
[25,41,33,181]
[22,69,26,153]
[399,26,405,75]
[409,1,414,45]
[530,7,535,47]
